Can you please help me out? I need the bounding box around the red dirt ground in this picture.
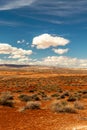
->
[0,68,87,130]
[0,105,87,130]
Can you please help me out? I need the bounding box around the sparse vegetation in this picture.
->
[67,94,77,102]
[18,94,32,102]
[25,101,41,110]
[0,67,87,130]
[0,91,14,107]
[31,94,40,101]
[50,101,76,113]
[74,101,84,110]
[51,93,60,98]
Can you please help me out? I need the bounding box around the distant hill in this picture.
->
[0,64,30,68]
[0,64,87,74]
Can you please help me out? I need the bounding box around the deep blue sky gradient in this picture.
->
[0,0,87,66]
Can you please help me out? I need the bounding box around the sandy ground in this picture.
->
[0,106,87,130]
[0,97,87,130]
[0,68,87,130]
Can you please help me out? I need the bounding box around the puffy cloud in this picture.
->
[0,44,12,54]
[53,48,69,54]
[0,57,35,65]
[0,53,87,68]
[33,56,87,68]
[0,59,29,65]
[0,43,32,59]
[32,34,70,49]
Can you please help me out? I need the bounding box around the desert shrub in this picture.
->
[74,101,84,110]
[57,88,63,93]
[80,90,87,99]
[38,91,47,99]
[13,90,23,93]
[82,94,87,98]
[51,102,63,112]
[38,91,46,96]
[74,92,82,99]
[63,91,70,96]
[57,96,61,100]
[0,91,14,107]
[60,94,65,99]
[59,91,70,99]
[61,101,68,106]
[82,90,87,94]
[67,95,77,102]
[29,89,35,93]
[41,94,51,100]
[0,91,13,100]
[25,101,41,110]
[77,90,83,93]
[18,101,41,112]
[61,106,76,113]
[51,93,60,98]
[31,94,40,101]
[51,101,76,113]
[18,94,32,102]
[0,100,13,107]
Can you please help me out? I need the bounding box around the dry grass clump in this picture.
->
[0,91,14,107]
[55,91,70,100]
[51,93,60,98]
[82,94,87,98]
[18,94,32,102]
[80,90,87,99]
[31,94,40,101]
[19,101,41,112]
[57,88,63,93]
[63,91,70,97]
[74,101,84,110]
[18,94,40,102]
[26,101,41,109]
[81,90,87,94]
[50,101,76,113]
[29,89,36,93]
[38,91,48,100]
[67,94,77,102]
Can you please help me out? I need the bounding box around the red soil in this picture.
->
[0,68,87,130]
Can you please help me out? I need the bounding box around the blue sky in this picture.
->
[0,0,87,68]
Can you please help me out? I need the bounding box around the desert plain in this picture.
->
[0,65,87,130]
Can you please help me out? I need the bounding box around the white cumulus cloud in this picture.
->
[42,56,87,68]
[53,48,69,54]
[32,34,70,49]
[0,43,32,59]
[31,56,87,68]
